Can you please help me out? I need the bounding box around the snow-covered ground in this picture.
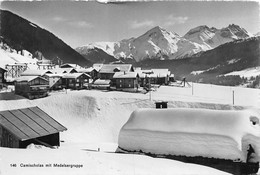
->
[0,84,259,175]
[0,47,38,69]
[225,66,260,78]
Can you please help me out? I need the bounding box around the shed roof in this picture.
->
[113,72,139,79]
[99,64,133,73]
[0,107,67,141]
[21,69,53,76]
[14,76,48,82]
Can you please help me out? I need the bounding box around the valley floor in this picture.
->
[0,83,259,175]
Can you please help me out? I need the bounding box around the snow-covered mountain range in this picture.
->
[76,24,252,62]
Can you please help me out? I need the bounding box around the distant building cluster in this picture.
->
[0,62,175,100]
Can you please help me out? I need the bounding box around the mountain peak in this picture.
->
[221,24,250,38]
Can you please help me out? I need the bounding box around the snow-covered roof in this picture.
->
[118,108,260,162]
[14,76,48,82]
[21,69,53,76]
[113,72,139,79]
[62,73,91,79]
[60,63,81,69]
[99,64,133,73]
[93,79,111,85]
[52,68,77,74]
[93,64,103,71]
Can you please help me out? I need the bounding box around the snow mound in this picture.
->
[118,108,260,162]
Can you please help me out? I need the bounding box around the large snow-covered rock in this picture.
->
[118,108,260,162]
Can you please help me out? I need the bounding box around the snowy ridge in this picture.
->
[76,24,250,62]
[184,24,252,50]
[118,108,260,162]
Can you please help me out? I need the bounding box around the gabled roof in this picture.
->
[51,68,77,74]
[60,63,81,69]
[99,64,133,73]
[92,64,103,71]
[62,73,91,79]
[21,69,53,76]
[113,72,139,79]
[151,69,171,77]
[14,76,48,82]
[0,106,67,141]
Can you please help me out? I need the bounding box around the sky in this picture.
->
[1,1,259,48]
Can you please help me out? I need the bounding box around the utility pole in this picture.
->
[232,90,235,105]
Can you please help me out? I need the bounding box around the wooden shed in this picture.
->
[62,73,91,90]
[14,76,49,99]
[0,107,67,148]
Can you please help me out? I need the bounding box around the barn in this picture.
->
[0,106,67,148]
[113,72,139,90]
[14,76,49,99]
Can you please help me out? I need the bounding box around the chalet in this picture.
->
[99,64,134,80]
[91,79,111,90]
[150,69,171,85]
[0,106,67,148]
[62,73,91,90]
[0,67,7,89]
[21,69,53,80]
[113,72,139,90]
[60,63,81,69]
[81,67,98,80]
[14,76,49,99]
[46,74,63,90]
[51,68,77,74]
[135,68,171,86]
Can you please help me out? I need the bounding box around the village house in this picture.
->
[0,67,7,89]
[113,72,139,90]
[60,63,82,69]
[45,73,63,90]
[51,68,78,74]
[14,76,49,99]
[21,69,53,80]
[62,73,91,90]
[81,67,99,81]
[0,106,67,148]
[151,69,171,85]
[99,64,134,81]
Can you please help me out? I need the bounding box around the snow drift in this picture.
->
[118,108,260,162]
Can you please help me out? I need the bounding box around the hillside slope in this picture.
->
[135,36,260,83]
[0,10,91,67]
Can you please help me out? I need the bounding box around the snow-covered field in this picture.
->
[225,66,260,78]
[0,84,260,175]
